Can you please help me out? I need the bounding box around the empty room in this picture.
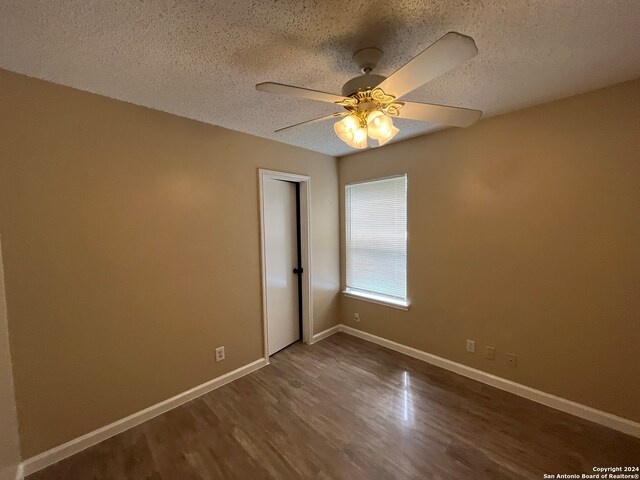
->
[1,1,639,479]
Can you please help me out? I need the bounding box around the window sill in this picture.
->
[342,290,409,311]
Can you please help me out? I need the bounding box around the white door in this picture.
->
[264,179,300,355]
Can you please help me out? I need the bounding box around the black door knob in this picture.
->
[293,267,303,274]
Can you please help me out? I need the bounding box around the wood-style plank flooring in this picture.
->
[29,333,640,479]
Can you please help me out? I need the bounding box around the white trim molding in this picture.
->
[337,325,640,438]
[21,358,268,476]
[258,169,313,361]
[343,289,409,310]
[310,325,341,344]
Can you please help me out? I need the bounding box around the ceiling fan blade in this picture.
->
[275,112,348,133]
[256,82,351,104]
[398,101,482,127]
[378,32,478,100]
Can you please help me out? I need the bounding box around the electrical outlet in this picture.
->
[466,339,475,353]
[485,346,495,360]
[506,353,517,368]
[215,346,225,362]
[354,313,360,323]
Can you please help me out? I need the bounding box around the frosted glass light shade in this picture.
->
[366,110,394,140]
[334,115,359,144]
[377,125,399,146]
[351,126,368,149]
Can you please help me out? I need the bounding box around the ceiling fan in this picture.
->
[255,32,482,149]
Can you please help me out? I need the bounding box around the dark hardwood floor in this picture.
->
[29,333,639,479]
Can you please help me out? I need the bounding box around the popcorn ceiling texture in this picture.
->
[1,0,640,156]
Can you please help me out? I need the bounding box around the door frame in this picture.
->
[258,169,313,362]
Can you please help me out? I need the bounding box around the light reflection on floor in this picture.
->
[402,370,414,425]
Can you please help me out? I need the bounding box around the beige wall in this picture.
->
[1,65,638,461]
[0,238,21,480]
[339,79,640,423]
[0,69,340,458]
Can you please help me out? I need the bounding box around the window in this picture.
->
[345,175,408,308]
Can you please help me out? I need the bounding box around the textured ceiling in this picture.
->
[1,1,640,156]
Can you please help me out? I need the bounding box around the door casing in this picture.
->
[258,169,312,362]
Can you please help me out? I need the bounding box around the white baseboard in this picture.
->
[19,327,640,477]
[21,358,268,476]
[338,325,640,438]
[310,324,341,344]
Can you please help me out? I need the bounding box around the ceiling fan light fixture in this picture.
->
[258,32,482,151]
[335,108,397,147]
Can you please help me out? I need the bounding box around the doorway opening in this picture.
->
[258,169,313,361]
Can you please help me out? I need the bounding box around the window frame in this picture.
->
[343,174,409,310]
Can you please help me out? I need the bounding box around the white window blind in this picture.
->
[345,175,407,305]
